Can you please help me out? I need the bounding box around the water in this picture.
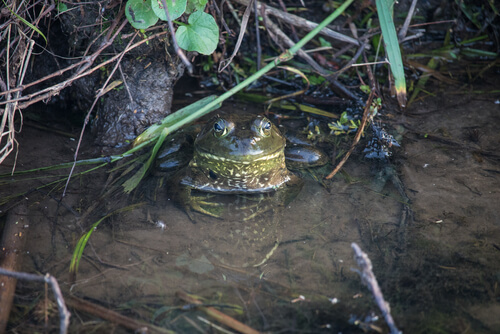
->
[1,89,500,333]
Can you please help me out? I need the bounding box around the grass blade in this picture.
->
[376,0,406,108]
[69,203,145,274]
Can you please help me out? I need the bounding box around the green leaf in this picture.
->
[375,0,406,108]
[318,37,332,48]
[186,0,208,14]
[176,11,219,55]
[339,111,349,124]
[455,0,482,29]
[151,0,187,21]
[126,0,159,30]
[57,1,68,13]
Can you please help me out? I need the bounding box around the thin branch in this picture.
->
[232,0,362,46]
[160,0,193,74]
[176,291,261,334]
[265,17,361,100]
[0,268,70,334]
[212,0,233,37]
[0,30,169,109]
[351,243,402,334]
[65,296,170,333]
[219,0,255,72]
[398,0,418,41]
[62,31,139,197]
[325,89,374,179]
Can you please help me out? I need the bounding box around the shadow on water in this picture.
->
[2,87,500,333]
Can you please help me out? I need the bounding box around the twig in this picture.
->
[0,19,128,107]
[277,0,299,42]
[0,8,138,103]
[398,0,418,41]
[118,62,134,103]
[265,17,360,101]
[65,296,172,334]
[0,33,34,166]
[232,0,362,46]
[1,30,169,110]
[331,40,368,79]
[212,0,233,37]
[160,0,193,74]
[265,17,325,74]
[224,0,242,26]
[254,0,262,70]
[176,291,261,334]
[325,89,375,179]
[62,30,139,197]
[0,268,70,334]
[351,243,402,334]
[219,0,256,72]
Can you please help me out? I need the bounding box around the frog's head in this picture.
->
[195,114,285,161]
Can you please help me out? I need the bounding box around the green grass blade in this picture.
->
[133,95,220,146]
[2,0,47,44]
[122,128,169,193]
[408,57,438,106]
[375,0,406,108]
[69,202,145,274]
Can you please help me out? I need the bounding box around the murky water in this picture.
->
[1,84,500,333]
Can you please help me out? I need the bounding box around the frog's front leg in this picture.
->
[179,187,226,219]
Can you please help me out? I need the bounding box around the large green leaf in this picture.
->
[126,0,158,30]
[151,0,187,21]
[176,11,219,55]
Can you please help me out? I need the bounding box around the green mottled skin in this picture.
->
[180,114,292,193]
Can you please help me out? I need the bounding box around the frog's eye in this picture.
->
[255,118,272,137]
[213,118,229,137]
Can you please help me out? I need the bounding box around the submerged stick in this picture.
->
[0,268,70,334]
[351,243,402,334]
[0,202,28,332]
[65,296,172,334]
[176,291,261,334]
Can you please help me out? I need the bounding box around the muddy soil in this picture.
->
[1,73,500,333]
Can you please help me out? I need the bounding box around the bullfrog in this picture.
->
[156,112,327,267]
[157,113,327,189]
[157,112,327,217]
[182,113,293,193]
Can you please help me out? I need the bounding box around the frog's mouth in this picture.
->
[190,146,289,192]
[195,148,284,165]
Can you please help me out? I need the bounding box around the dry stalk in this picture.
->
[0,28,170,110]
[232,0,362,46]
[62,31,140,197]
[325,88,375,179]
[0,23,35,166]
